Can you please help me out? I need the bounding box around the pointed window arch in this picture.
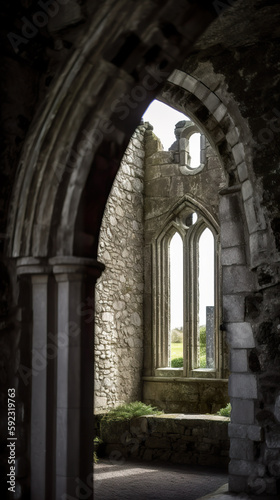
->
[152,197,221,378]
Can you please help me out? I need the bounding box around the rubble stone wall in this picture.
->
[94,125,146,412]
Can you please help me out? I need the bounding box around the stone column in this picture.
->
[50,257,104,500]
[219,189,258,493]
[16,258,51,500]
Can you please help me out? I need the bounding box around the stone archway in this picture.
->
[4,3,224,499]
[158,70,277,494]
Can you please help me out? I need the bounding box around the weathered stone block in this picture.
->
[231,142,245,165]
[203,92,221,113]
[221,246,246,266]
[221,220,244,248]
[226,322,255,349]
[219,194,242,222]
[247,425,263,442]
[230,349,248,373]
[213,103,227,122]
[244,198,260,234]
[193,84,211,102]
[226,127,240,148]
[180,74,198,93]
[237,162,249,183]
[229,438,254,460]
[223,295,245,322]
[229,374,257,399]
[168,69,187,88]
[241,180,254,201]
[228,423,248,439]
[223,266,256,294]
[229,459,265,477]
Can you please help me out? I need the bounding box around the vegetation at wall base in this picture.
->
[217,402,231,417]
[101,401,162,422]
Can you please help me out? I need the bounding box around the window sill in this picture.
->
[153,367,219,379]
[155,368,184,377]
[191,369,216,379]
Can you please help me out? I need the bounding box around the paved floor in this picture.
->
[94,459,228,500]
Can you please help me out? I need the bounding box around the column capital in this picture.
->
[15,256,105,280]
[16,257,51,275]
[49,256,105,280]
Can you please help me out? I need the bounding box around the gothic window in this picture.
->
[153,199,220,378]
[172,121,206,175]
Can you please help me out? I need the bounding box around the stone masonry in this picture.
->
[98,414,230,469]
[94,125,146,412]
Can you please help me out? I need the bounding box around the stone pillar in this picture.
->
[219,189,259,493]
[50,257,104,500]
[16,256,104,499]
[16,258,51,500]
[30,274,49,498]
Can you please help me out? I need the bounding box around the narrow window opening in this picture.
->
[189,133,201,170]
[170,232,183,368]
[198,228,215,369]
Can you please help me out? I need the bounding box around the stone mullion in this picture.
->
[191,229,199,373]
[152,241,160,371]
[163,236,170,368]
[215,233,223,378]
[183,231,191,377]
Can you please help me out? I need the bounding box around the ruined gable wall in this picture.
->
[94,125,146,412]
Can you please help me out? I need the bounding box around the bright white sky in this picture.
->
[142,100,214,329]
[142,100,187,150]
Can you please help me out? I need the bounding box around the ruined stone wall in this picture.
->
[142,123,229,413]
[98,414,230,468]
[94,125,146,412]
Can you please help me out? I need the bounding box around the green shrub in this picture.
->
[102,401,162,422]
[171,357,184,368]
[217,402,231,417]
